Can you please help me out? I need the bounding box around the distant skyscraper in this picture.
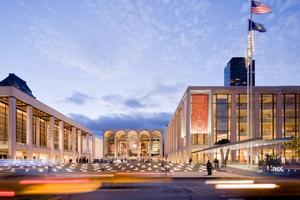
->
[224,57,255,86]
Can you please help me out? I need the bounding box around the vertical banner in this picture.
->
[191,94,208,134]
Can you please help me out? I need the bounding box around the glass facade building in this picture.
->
[224,57,255,86]
[0,73,96,162]
[165,86,300,165]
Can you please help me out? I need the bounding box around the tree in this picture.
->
[283,137,300,160]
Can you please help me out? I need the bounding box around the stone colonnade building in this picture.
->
[103,129,163,159]
[0,73,95,163]
[165,86,300,165]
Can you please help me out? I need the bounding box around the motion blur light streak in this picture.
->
[215,183,279,189]
[19,179,90,184]
[205,180,255,185]
[0,191,15,197]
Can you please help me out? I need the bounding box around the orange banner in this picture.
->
[191,94,208,134]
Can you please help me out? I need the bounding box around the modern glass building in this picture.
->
[224,57,255,86]
[165,86,300,166]
[103,129,163,159]
[0,73,96,163]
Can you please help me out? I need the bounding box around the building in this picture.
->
[165,86,300,166]
[103,129,163,159]
[0,73,96,163]
[224,57,255,86]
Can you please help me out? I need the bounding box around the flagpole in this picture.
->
[250,0,254,170]
[247,0,254,170]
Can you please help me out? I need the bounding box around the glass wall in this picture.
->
[259,94,277,139]
[64,128,70,150]
[0,102,8,142]
[283,94,298,138]
[16,109,26,144]
[213,94,231,143]
[39,118,47,147]
[54,125,59,149]
[191,134,208,145]
[151,131,161,157]
[236,94,248,141]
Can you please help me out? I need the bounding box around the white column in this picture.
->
[77,130,82,161]
[71,127,76,163]
[26,105,33,159]
[8,97,16,160]
[91,134,95,161]
[49,116,55,162]
[58,121,64,162]
[86,133,90,162]
[36,118,40,148]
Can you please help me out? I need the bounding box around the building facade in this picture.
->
[165,86,300,166]
[103,129,163,159]
[0,74,96,163]
[224,57,255,86]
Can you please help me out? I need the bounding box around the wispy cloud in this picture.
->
[65,91,94,105]
[70,112,171,136]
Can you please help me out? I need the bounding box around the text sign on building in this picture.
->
[191,94,208,134]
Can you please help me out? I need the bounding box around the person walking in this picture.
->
[213,158,219,169]
[206,160,213,175]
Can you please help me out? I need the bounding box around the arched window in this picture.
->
[104,131,114,157]
[116,131,127,157]
[128,131,138,157]
[139,130,150,157]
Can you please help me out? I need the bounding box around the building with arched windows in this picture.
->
[103,129,162,159]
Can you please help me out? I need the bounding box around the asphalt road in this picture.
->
[58,178,300,200]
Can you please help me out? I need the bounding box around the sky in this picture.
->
[1,0,300,136]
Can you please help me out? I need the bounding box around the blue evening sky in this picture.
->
[1,0,299,136]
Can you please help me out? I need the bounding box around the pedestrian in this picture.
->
[213,158,219,169]
[206,160,213,175]
[189,158,192,165]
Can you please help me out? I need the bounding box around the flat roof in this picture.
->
[0,86,92,134]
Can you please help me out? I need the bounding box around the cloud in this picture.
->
[65,91,94,105]
[70,112,171,136]
[124,99,145,109]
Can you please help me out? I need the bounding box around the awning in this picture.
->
[192,137,292,154]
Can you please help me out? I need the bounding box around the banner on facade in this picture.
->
[191,94,208,134]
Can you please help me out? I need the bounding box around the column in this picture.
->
[230,92,237,161]
[137,135,140,158]
[114,133,117,158]
[8,97,16,160]
[58,121,64,162]
[276,92,283,139]
[49,116,55,162]
[91,134,95,162]
[26,105,33,159]
[71,127,76,163]
[86,133,90,162]
[77,130,82,161]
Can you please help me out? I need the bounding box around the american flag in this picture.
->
[251,0,272,14]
